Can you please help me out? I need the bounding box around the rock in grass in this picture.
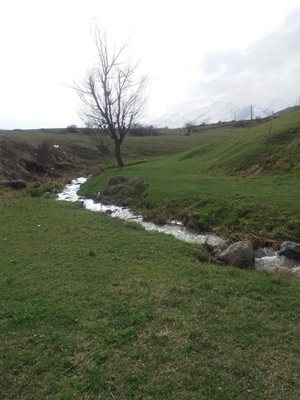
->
[43,191,51,198]
[127,177,146,194]
[218,240,255,268]
[109,184,131,196]
[108,175,126,185]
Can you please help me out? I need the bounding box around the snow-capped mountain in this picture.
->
[149,99,297,128]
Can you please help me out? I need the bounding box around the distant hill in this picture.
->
[271,105,300,117]
[150,99,298,128]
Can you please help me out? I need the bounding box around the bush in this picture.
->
[29,182,62,197]
[36,141,51,164]
[66,125,79,133]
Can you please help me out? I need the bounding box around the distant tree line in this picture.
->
[128,123,160,136]
[66,125,80,133]
[77,123,160,137]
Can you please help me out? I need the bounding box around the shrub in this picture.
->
[36,141,51,164]
[129,123,160,136]
[66,124,79,133]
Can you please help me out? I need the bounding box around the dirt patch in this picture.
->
[0,138,102,184]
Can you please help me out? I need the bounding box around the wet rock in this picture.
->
[43,191,51,198]
[218,240,255,268]
[108,175,126,185]
[77,200,85,208]
[93,191,102,201]
[255,247,277,258]
[105,209,113,215]
[290,267,300,276]
[279,241,300,260]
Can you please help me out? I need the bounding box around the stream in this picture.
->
[57,177,300,273]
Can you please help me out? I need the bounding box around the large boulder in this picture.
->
[279,241,300,260]
[218,240,255,268]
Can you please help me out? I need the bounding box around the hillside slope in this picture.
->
[212,108,300,174]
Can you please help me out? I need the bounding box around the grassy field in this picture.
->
[0,191,300,399]
[80,110,300,242]
[1,110,300,398]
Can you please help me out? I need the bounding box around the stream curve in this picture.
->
[57,177,300,273]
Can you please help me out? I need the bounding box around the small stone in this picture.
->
[94,191,102,201]
[77,200,85,208]
[43,191,51,198]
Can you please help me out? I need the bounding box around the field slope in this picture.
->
[0,192,300,399]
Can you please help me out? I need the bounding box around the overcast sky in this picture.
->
[1,0,300,128]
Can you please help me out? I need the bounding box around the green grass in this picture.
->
[80,111,300,241]
[1,191,300,399]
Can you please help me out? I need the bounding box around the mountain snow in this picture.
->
[149,99,297,128]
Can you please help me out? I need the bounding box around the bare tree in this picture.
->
[74,27,147,167]
[184,121,194,133]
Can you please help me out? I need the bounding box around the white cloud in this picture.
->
[182,7,300,108]
[0,0,300,127]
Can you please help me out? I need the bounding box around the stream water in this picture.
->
[57,177,300,273]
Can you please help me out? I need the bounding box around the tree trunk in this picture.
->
[114,140,124,167]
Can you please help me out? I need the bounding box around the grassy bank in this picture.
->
[80,111,300,242]
[1,192,300,399]
[1,127,224,182]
